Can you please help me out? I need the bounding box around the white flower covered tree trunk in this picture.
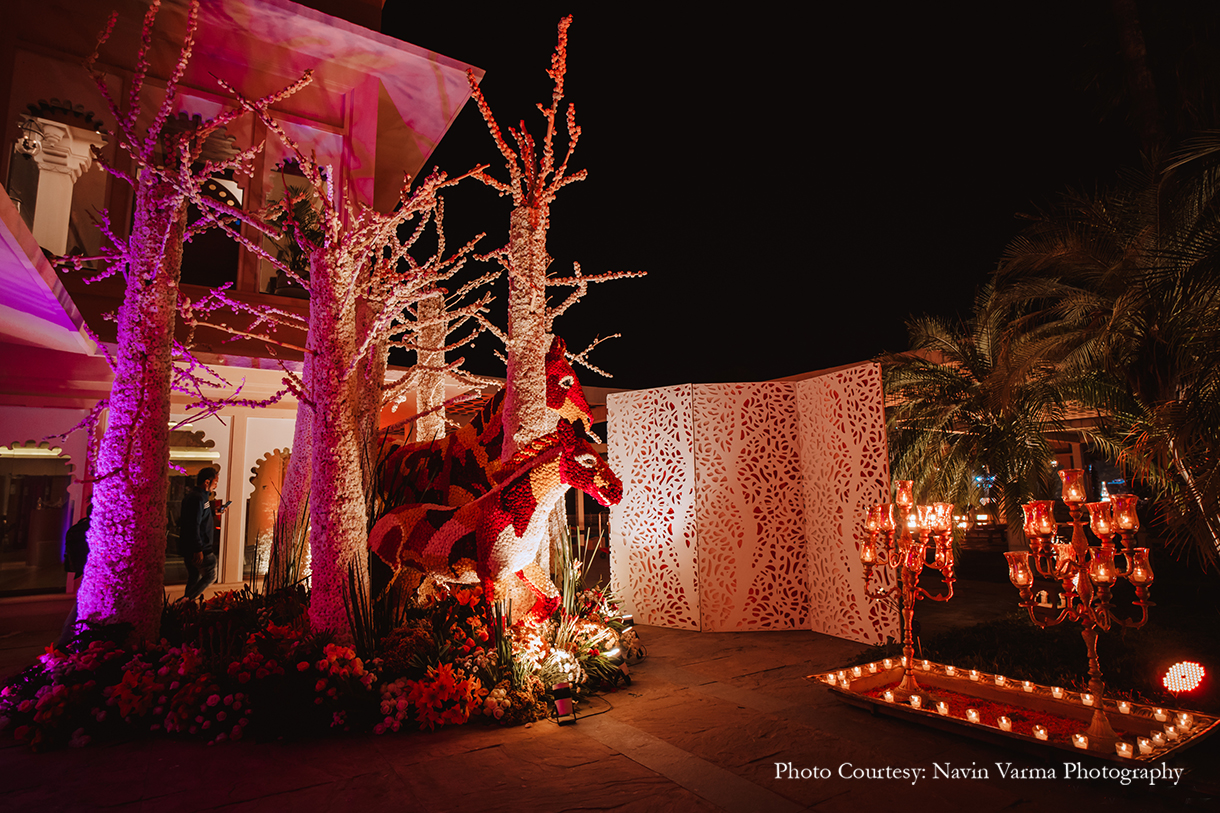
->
[78,180,186,641]
[305,250,369,634]
[502,207,554,459]
[413,293,449,443]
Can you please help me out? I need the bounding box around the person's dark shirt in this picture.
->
[64,515,90,576]
[178,486,216,556]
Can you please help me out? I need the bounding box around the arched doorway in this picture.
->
[245,448,289,583]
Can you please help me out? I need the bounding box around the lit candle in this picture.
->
[823,674,836,685]
[945,665,956,676]
[966,708,980,724]
[1178,713,1194,731]
[998,716,1012,732]
[910,695,922,709]
[852,666,862,677]
[1023,680,1034,693]
[1052,687,1064,699]
[883,659,893,670]
[921,659,930,671]
[1128,549,1154,584]
[840,677,851,688]
[1152,732,1166,747]
[883,690,894,703]
[1154,708,1168,722]
[969,669,980,681]
[1034,725,1048,741]
[901,656,908,668]
[1112,494,1139,532]
[1059,469,1086,504]
[937,702,949,716]
[895,481,914,509]
[995,675,1006,687]
[1073,734,1089,750]
[838,671,847,681]
[1118,701,1131,714]
[1032,500,1057,536]
[1081,693,1095,707]
[1085,501,1113,539]
[867,662,878,673]
[1165,725,1179,741]
[1004,551,1034,587]
[1116,742,1133,758]
[1138,737,1153,754]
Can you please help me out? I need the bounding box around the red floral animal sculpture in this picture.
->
[381,335,593,508]
[369,419,622,608]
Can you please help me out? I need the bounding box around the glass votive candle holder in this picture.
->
[883,659,893,670]
[840,677,851,689]
[838,670,847,681]
[1034,725,1048,741]
[1154,708,1168,722]
[937,702,949,716]
[969,669,980,681]
[922,659,930,671]
[910,695,922,709]
[1178,713,1194,731]
[1152,732,1166,747]
[995,675,1006,687]
[1138,737,1153,755]
[901,656,908,667]
[852,666,862,677]
[1081,693,1095,707]
[823,674,836,685]
[867,662,877,673]
[945,665,956,676]
[1118,701,1131,714]
[1164,725,1179,741]
[1116,742,1133,759]
[1073,734,1089,750]
[1023,680,1034,693]
[1052,687,1065,699]
[883,690,894,703]
[966,708,980,724]
[998,716,1012,732]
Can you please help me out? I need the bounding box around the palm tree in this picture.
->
[996,149,1220,569]
[882,285,1067,537]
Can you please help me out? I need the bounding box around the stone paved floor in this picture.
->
[1,586,1217,812]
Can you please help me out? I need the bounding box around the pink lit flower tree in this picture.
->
[467,16,643,462]
[62,2,311,641]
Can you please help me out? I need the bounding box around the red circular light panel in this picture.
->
[1162,661,1205,693]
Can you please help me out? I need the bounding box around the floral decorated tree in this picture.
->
[467,15,643,461]
[187,99,486,633]
[62,2,308,642]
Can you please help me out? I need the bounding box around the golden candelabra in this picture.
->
[1004,468,1154,744]
[860,480,955,693]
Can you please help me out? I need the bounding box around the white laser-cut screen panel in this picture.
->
[692,383,808,631]
[607,385,700,630]
[795,364,897,645]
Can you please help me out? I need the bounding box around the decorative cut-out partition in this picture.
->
[608,363,897,643]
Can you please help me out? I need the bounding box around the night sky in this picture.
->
[380,3,1151,390]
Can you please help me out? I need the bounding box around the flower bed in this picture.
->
[0,582,632,751]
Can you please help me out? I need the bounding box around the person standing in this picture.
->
[179,467,226,601]
[56,504,91,648]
